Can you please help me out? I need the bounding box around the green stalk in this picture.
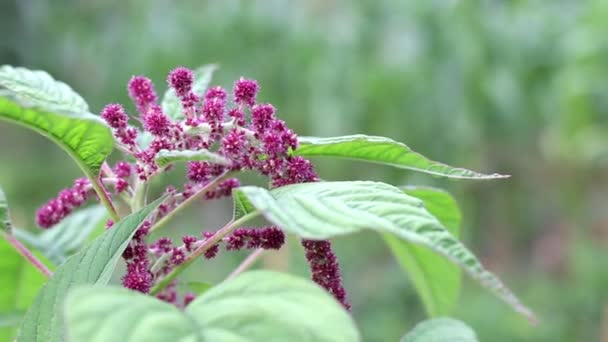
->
[149,171,231,234]
[150,211,260,295]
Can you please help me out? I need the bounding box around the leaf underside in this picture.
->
[234,181,536,323]
[400,318,478,342]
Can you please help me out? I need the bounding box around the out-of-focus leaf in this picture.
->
[400,318,478,342]
[13,205,108,265]
[64,271,360,342]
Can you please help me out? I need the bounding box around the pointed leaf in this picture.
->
[0,66,113,177]
[234,181,536,323]
[64,271,359,342]
[401,318,478,342]
[155,149,230,168]
[384,186,462,317]
[232,189,257,220]
[13,206,108,265]
[161,64,218,120]
[296,135,508,179]
[16,197,163,342]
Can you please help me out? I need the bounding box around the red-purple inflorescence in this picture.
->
[36,67,350,310]
[35,178,92,229]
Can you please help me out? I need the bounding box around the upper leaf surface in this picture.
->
[296,135,508,179]
[0,65,113,177]
[17,198,163,342]
[234,181,536,323]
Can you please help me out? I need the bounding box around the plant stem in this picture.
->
[225,248,264,282]
[2,232,52,277]
[149,171,231,233]
[150,211,259,295]
[90,177,120,222]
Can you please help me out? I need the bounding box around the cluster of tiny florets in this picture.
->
[35,178,92,228]
[36,67,349,310]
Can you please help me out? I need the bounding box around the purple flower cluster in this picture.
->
[37,67,349,310]
[225,226,285,250]
[36,178,92,228]
[301,240,350,310]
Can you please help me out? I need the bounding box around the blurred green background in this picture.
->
[1,0,608,341]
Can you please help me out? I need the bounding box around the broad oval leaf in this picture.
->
[14,205,108,265]
[155,149,230,168]
[188,270,360,341]
[16,198,163,342]
[64,270,359,342]
[400,318,478,342]
[0,65,113,177]
[234,181,536,323]
[64,286,198,342]
[161,64,218,120]
[384,186,462,317]
[295,135,508,179]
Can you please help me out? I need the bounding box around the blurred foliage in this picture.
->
[1,0,608,340]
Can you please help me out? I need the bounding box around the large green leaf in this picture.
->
[64,286,198,342]
[0,65,113,177]
[400,318,478,342]
[234,181,536,323]
[64,271,360,342]
[384,186,462,317]
[16,198,163,342]
[155,149,230,168]
[0,239,48,341]
[14,205,108,265]
[295,135,508,179]
[161,64,218,120]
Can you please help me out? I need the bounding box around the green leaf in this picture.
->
[161,64,218,120]
[295,135,508,179]
[64,286,199,342]
[0,65,113,177]
[13,205,108,265]
[384,187,462,317]
[233,189,257,220]
[64,271,360,342]
[0,239,48,341]
[234,181,536,323]
[0,187,11,233]
[155,149,230,168]
[16,197,163,342]
[400,318,478,342]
